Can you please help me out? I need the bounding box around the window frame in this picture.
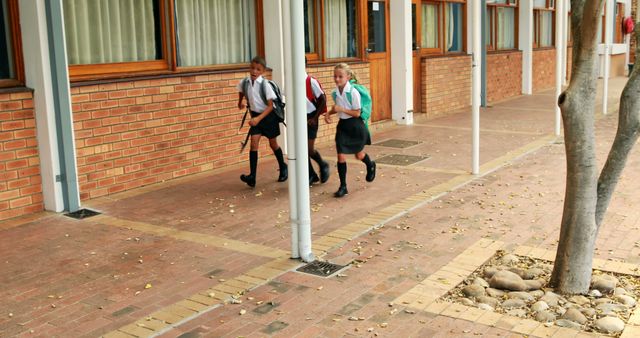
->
[533,0,555,49]
[0,0,25,88]
[68,0,266,81]
[416,0,467,57]
[486,0,519,52]
[303,0,322,62]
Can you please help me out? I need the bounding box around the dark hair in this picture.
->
[251,56,267,68]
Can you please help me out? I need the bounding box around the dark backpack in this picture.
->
[241,77,286,125]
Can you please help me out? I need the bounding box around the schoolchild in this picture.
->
[237,56,287,187]
[324,63,376,198]
[304,58,330,186]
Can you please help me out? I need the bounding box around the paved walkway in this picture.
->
[1,77,637,338]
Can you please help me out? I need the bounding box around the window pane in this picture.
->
[485,7,493,47]
[412,4,417,50]
[421,3,438,49]
[445,3,463,52]
[0,0,14,79]
[533,0,546,8]
[367,1,386,52]
[324,0,358,58]
[304,0,316,53]
[63,0,162,65]
[497,7,515,49]
[176,0,257,66]
[540,11,553,47]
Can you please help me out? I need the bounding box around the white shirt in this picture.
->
[236,76,277,113]
[332,81,361,120]
[305,73,325,115]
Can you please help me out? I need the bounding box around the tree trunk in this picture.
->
[550,0,604,294]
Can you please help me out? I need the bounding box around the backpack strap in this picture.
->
[260,80,269,107]
[241,78,251,109]
[306,76,314,103]
[345,88,353,106]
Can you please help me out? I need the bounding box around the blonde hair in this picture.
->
[334,63,359,83]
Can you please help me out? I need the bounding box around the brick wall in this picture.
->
[72,63,370,201]
[0,90,43,221]
[487,51,522,103]
[567,47,573,80]
[421,55,472,119]
[631,0,637,64]
[532,49,557,92]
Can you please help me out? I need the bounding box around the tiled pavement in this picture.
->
[1,77,638,337]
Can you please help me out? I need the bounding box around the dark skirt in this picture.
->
[307,115,319,140]
[249,111,281,139]
[335,117,371,154]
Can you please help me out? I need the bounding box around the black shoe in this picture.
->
[366,161,376,182]
[334,185,348,198]
[309,174,320,186]
[240,174,256,187]
[277,165,288,182]
[319,162,330,183]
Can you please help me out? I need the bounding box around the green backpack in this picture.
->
[331,79,372,125]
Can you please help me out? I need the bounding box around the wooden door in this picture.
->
[411,0,422,114]
[365,0,391,122]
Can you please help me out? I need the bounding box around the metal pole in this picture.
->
[290,0,314,262]
[281,1,299,259]
[555,0,565,136]
[603,0,613,115]
[481,0,487,107]
[472,0,481,175]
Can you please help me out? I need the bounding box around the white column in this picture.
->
[279,1,299,259]
[555,0,565,136]
[390,0,413,125]
[290,0,313,262]
[472,0,481,175]
[18,0,65,212]
[520,1,534,95]
[603,0,614,115]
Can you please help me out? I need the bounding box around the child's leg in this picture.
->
[355,150,376,182]
[335,153,348,197]
[269,137,288,182]
[307,139,318,180]
[240,134,262,187]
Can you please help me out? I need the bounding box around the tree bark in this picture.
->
[595,29,640,226]
[550,0,604,294]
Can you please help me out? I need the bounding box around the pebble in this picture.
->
[591,275,618,294]
[540,291,561,307]
[529,290,544,298]
[477,303,494,311]
[613,287,627,296]
[508,267,527,279]
[615,294,636,307]
[594,316,625,333]
[483,267,499,279]
[473,277,489,288]
[568,295,590,306]
[462,285,485,298]
[596,303,628,316]
[460,298,475,306]
[531,301,549,312]
[489,270,527,291]
[486,288,506,298]
[502,299,526,309]
[523,268,545,280]
[499,254,520,265]
[588,289,603,298]
[561,308,588,324]
[506,309,527,317]
[507,292,534,302]
[555,319,583,330]
[524,279,543,291]
[535,310,556,323]
[594,298,612,305]
[476,296,499,308]
[581,307,596,318]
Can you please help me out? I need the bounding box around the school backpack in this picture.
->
[306,76,327,116]
[241,77,286,124]
[331,79,372,125]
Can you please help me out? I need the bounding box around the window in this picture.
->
[1,0,22,87]
[324,0,358,59]
[486,0,518,51]
[533,0,555,48]
[62,0,264,79]
[418,0,466,55]
[304,0,318,54]
[614,2,624,44]
[175,0,258,67]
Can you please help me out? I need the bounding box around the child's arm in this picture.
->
[309,94,327,126]
[238,93,246,110]
[249,100,274,126]
[333,105,361,118]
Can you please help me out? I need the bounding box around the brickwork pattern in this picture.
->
[532,49,557,92]
[72,64,370,201]
[0,91,43,221]
[422,55,472,119]
[487,51,523,103]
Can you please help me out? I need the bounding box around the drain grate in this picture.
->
[296,260,346,277]
[376,154,429,166]
[65,208,101,219]
[374,139,422,149]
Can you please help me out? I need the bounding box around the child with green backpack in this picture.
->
[325,63,376,198]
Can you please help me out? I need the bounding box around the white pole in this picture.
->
[290,0,314,262]
[603,0,614,115]
[281,1,299,259]
[472,0,481,175]
[555,0,565,136]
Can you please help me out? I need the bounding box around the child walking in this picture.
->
[237,56,287,187]
[325,63,376,198]
[304,58,330,186]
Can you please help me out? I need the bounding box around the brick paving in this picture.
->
[0,77,636,337]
